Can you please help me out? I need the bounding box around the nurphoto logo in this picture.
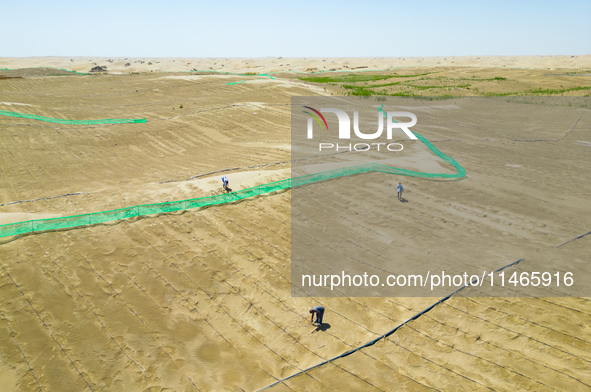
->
[303,105,417,152]
[304,106,418,140]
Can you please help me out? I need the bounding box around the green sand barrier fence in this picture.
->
[226,74,277,85]
[0,110,146,125]
[0,132,464,238]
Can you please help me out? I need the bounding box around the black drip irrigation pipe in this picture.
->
[0,192,84,206]
[157,138,458,185]
[556,230,591,248]
[159,168,240,184]
[257,258,523,391]
[511,107,582,142]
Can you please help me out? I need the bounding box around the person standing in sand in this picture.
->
[222,176,229,190]
[310,305,324,325]
[396,182,403,200]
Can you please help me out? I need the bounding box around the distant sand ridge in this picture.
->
[1,55,590,74]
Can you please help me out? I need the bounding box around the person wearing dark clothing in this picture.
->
[310,306,324,324]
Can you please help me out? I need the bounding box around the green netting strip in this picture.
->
[226,74,277,85]
[0,132,464,238]
[0,110,146,125]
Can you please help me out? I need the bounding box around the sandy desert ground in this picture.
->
[0,56,590,391]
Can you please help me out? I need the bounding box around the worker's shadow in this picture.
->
[223,187,232,193]
[399,198,408,203]
[313,323,331,333]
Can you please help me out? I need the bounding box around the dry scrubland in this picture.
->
[0,57,590,391]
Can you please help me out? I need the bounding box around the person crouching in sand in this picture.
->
[310,306,324,325]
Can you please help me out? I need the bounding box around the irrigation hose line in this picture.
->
[256,258,523,391]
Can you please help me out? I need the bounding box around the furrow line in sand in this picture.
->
[467,296,591,345]
[0,143,45,206]
[116,265,171,317]
[153,216,326,357]
[0,263,96,392]
[443,301,591,364]
[125,241,239,351]
[132,218,316,355]
[73,249,201,391]
[196,209,395,335]
[386,336,496,391]
[246,200,420,318]
[0,308,43,391]
[32,238,154,392]
[422,305,591,388]
[121,220,319,384]
[404,321,576,390]
[144,217,314,390]
[169,212,361,349]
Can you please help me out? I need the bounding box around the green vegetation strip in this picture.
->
[483,86,591,97]
[0,132,464,239]
[0,110,146,125]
